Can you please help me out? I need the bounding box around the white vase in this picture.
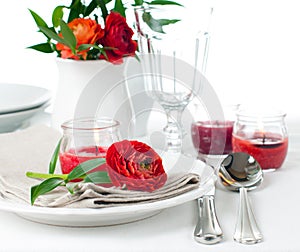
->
[52,58,131,138]
[52,58,153,138]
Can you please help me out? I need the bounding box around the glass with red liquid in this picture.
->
[191,104,238,163]
[232,108,288,172]
[191,120,234,156]
[59,118,121,180]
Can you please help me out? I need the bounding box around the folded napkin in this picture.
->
[0,125,201,208]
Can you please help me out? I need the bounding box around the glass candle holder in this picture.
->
[59,118,121,175]
[232,108,288,172]
[191,104,238,162]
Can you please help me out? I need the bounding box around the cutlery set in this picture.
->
[194,152,263,245]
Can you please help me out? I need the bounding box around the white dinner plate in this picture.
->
[0,102,50,133]
[0,83,51,114]
[0,157,215,227]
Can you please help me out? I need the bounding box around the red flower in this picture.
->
[56,18,104,60]
[106,140,167,192]
[100,12,137,64]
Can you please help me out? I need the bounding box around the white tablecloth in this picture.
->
[0,114,299,252]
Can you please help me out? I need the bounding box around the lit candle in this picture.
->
[232,107,288,171]
[232,132,288,170]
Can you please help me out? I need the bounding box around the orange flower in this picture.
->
[56,18,104,60]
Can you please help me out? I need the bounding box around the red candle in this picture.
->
[59,146,108,175]
[191,121,234,155]
[232,133,288,170]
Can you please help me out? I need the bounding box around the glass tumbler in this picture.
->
[232,108,288,172]
[191,104,239,163]
[59,118,121,175]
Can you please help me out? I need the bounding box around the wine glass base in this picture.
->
[197,153,229,170]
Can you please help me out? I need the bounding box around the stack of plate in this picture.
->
[0,83,51,133]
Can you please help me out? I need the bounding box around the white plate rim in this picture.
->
[0,102,50,133]
[0,83,51,114]
[0,180,213,215]
[0,176,215,226]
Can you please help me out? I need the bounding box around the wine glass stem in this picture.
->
[163,107,185,152]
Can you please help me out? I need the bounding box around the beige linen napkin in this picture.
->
[0,125,201,208]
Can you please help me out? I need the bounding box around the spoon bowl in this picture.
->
[219,152,263,244]
[219,152,263,191]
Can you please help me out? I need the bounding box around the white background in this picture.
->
[0,0,299,123]
[0,2,300,251]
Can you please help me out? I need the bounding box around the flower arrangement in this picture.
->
[29,0,182,64]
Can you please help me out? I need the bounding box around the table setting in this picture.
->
[1,0,300,251]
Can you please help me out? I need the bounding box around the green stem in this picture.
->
[96,0,108,21]
[26,171,68,180]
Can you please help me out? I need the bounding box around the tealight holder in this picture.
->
[59,118,121,175]
[191,104,238,165]
[232,107,288,172]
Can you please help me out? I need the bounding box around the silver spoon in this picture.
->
[219,152,263,244]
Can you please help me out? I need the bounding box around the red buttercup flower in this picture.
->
[100,12,138,64]
[56,18,104,60]
[106,140,167,192]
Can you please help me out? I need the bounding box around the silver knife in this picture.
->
[194,182,223,244]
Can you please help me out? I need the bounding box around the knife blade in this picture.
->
[194,181,223,244]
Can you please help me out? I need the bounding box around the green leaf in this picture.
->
[27,43,54,53]
[52,6,65,27]
[134,53,140,62]
[39,26,67,45]
[113,0,126,18]
[102,0,114,5]
[142,12,180,33]
[96,0,109,20]
[49,138,62,174]
[28,9,48,28]
[158,18,180,26]
[85,0,98,16]
[78,43,112,51]
[68,0,83,22]
[133,0,144,5]
[84,171,111,184]
[26,171,67,180]
[66,183,77,194]
[60,19,77,51]
[100,49,108,60]
[77,43,97,51]
[147,0,183,6]
[31,177,64,205]
[67,158,105,181]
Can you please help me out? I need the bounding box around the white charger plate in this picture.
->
[0,157,215,227]
[0,83,51,114]
[0,102,50,133]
